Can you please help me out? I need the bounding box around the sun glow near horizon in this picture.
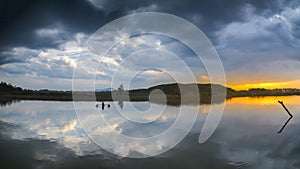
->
[228,79,300,91]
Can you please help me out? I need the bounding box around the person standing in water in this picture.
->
[101,102,105,110]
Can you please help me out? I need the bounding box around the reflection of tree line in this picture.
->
[0,99,20,107]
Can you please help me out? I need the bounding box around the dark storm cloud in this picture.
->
[143,0,280,32]
[0,0,289,65]
[0,0,289,50]
[214,3,300,73]
[0,0,106,50]
[88,0,288,35]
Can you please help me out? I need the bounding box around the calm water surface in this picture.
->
[0,96,300,169]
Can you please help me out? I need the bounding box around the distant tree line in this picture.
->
[0,82,23,93]
[1,81,300,105]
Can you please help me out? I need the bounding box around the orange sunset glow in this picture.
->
[228,79,300,91]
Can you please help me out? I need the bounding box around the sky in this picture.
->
[0,0,300,90]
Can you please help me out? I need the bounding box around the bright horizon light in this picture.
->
[228,79,300,90]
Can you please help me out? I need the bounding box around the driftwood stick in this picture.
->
[278,100,293,117]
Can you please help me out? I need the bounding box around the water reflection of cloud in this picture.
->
[75,102,200,157]
[62,120,77,133]
[1,97,300,166]
[212,96,300,168]
[0,101,95,156]
[1,101,193,157]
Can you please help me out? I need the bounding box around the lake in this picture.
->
[0,96,300,169]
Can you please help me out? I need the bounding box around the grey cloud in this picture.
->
[0,0,107,50]
[0,32,88,65]
[142,68,164,73]
[0,0,296,54]
[0,47,79,79]
[86,0,154,14]
[215,5,300,70]
[0,47,40,65]
[0,0,290,52]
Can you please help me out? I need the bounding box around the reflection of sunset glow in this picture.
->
[228,80,300,90]
[199,104,210,114]
[226,96,299,105]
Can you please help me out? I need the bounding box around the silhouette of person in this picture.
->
[102,102,105,110]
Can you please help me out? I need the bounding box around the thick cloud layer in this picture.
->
[0,0,289,51]
[0,0,299,89]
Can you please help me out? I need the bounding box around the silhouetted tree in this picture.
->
[118,84,125,94]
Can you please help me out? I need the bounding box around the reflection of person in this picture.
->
[118,100,123,109]
[96,103,99,108]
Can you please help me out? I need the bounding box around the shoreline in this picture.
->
[1,92,300,103]
[2,82,300,105]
